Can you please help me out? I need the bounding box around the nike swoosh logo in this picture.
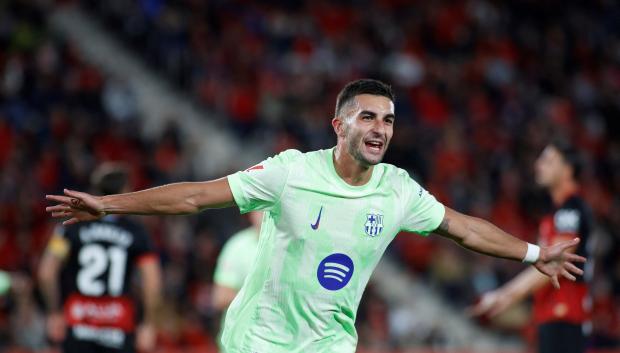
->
[310,206,323,230]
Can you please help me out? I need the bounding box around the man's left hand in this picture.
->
[534,238,586,288]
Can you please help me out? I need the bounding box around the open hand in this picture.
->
[46,189,106,225]
[534,237,586,289]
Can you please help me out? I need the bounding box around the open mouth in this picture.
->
[364,140,384,153]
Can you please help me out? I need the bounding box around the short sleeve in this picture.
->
[227,149,301,214]
[399,176,445,236]
[130,222,156,262]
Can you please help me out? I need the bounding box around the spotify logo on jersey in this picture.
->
[317,253,354,291]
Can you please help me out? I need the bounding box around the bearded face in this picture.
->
[337,94,395,166]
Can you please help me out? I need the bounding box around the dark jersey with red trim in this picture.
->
[533,195,593,325]
[56,216,155,335]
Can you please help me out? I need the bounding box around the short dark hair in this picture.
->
[335,79,395,117]
[90,163,129,195]
[549,139,583,180]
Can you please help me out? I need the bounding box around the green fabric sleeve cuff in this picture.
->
[417,204,446,237]
[227,173,250,214]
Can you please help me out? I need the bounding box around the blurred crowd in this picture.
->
[1,0,619,352]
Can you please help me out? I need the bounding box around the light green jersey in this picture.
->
[214,227,260,353]
[223,148,445,353]
[214,227,259,290]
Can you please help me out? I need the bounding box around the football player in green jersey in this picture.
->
[213,211,261,352]
[46,79,586,353]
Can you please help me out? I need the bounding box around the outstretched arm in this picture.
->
[46,177,235,225]
[467,267,546,318]
[433,207,585,288]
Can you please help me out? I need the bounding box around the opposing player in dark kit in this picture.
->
[471,141,593,353]
[39,164,162,353]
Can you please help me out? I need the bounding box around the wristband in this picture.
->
[522,243,540,264]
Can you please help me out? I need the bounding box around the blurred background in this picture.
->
[0,0,619,352]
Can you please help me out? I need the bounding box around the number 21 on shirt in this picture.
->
[77,244,127,297]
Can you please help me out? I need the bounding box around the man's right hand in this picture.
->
[467,288,515,319]
[46,189,106,225]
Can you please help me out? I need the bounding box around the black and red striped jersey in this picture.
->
[533,194,593,324]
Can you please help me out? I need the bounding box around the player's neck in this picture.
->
[333,146,374,186]
[550,178,579,206]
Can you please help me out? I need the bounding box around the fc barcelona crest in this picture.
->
[364,213,384,237]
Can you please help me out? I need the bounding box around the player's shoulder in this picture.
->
[554,195,592,230]
[382,163,411,176]
[377,163,432,202]
[221,227,258,253]
[271,149,305,163]
[378,163,420,185]
[561,195,590,211]
[229,227,258,242]
[270,148,334,168]
[99,216,151,245]
[554,196,585,232]
[555,195,590,218]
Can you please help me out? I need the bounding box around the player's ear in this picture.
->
[332,117,345,138]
